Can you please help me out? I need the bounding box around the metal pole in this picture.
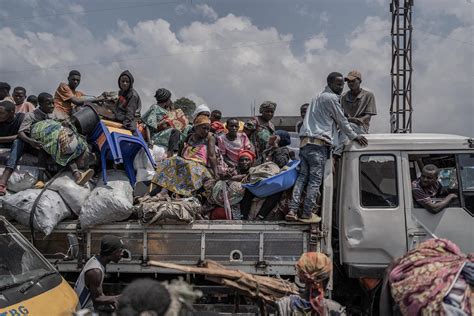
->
[390,0,414,133]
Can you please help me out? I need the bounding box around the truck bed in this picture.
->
[15,220,320,276]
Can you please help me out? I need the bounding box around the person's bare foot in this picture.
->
[74,169,94,186]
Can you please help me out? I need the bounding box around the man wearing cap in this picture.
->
[333,70,376,156]
[74,235,123,311]
[341,70,376,134]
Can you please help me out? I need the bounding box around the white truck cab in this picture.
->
[328,133,473,279]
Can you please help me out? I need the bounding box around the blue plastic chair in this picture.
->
[242,160,300,198]
[89,120,156,185]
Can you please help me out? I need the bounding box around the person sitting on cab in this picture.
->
[412,164,458,214]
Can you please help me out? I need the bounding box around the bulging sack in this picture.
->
[0,166,39,193]
[79,170,133,229]
[2,189,71,236]
[133,146,166,182]
[136,196,202,225]
[47,171,93,215]
[0,190,14,221]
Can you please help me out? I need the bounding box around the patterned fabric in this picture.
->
[151,156,212,196]
[193,114,210,126]
[142,104,168,132]
[253,116,275,163]
[142,105,189,147]
[217,133,252,165]
[162,109,188,131]
[205,180,245,206]
[296,252,332,284]
[294,252,336,316]
[182,137,208,166]
[246,162,280,184]
[31,119,87,166]
[389,238,473,316]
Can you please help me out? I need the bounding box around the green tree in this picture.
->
[174,97,196,120]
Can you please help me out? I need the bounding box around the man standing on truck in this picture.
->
[412,164,458,214]
[286,72,368,222]
[334,70,376,156]
[341,70,376,133]
[74,235,123,312]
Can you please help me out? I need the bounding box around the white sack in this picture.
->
[0,166,39,193]
[133,146,166,182]
[79,170,133,229]
[0,190,14,221]
[2,189,71,235]
[47,171,93,215]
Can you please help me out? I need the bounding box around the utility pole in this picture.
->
[390,0,414,133]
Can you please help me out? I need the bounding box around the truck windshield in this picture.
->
[0,220,54,290]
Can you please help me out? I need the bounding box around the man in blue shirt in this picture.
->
[286,72,368,222]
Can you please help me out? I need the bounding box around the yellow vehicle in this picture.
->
[0,216,77,315]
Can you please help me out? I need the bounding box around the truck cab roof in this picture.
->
[344,133,473,152]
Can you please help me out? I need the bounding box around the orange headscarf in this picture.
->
[193,114,211,126]
[296,252,332,315]
[296,252,332,283]
[238,150,256,162]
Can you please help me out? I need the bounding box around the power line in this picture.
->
[415,28,474,47]
[0,1,178,24]
[0,28,388,75]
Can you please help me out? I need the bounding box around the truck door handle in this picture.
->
[408,232,427,237]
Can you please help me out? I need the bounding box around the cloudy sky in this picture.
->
[0,0,472,135]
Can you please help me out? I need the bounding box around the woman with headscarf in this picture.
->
[150,114,219,197]
[204,150,255,219]
[142,88,189,157]
[381,238,473,316]
[276,252,346,316]
[193,104,211,118]
[114,70,141,133]
[253,101,277,163]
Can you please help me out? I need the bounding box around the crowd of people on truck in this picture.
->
[1,70,472,315]
[1,68,458,221]
[0,69,380,223]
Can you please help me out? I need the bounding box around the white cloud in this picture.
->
[174,4,218,21]
[0,4,472,137]
[304,33,328,53]
[415,0,473,24]
[195,4,218,21]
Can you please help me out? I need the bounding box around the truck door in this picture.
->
[339,152,407,278]
[403,153,474,253]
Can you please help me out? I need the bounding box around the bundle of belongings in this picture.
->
[382,238,473,316]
